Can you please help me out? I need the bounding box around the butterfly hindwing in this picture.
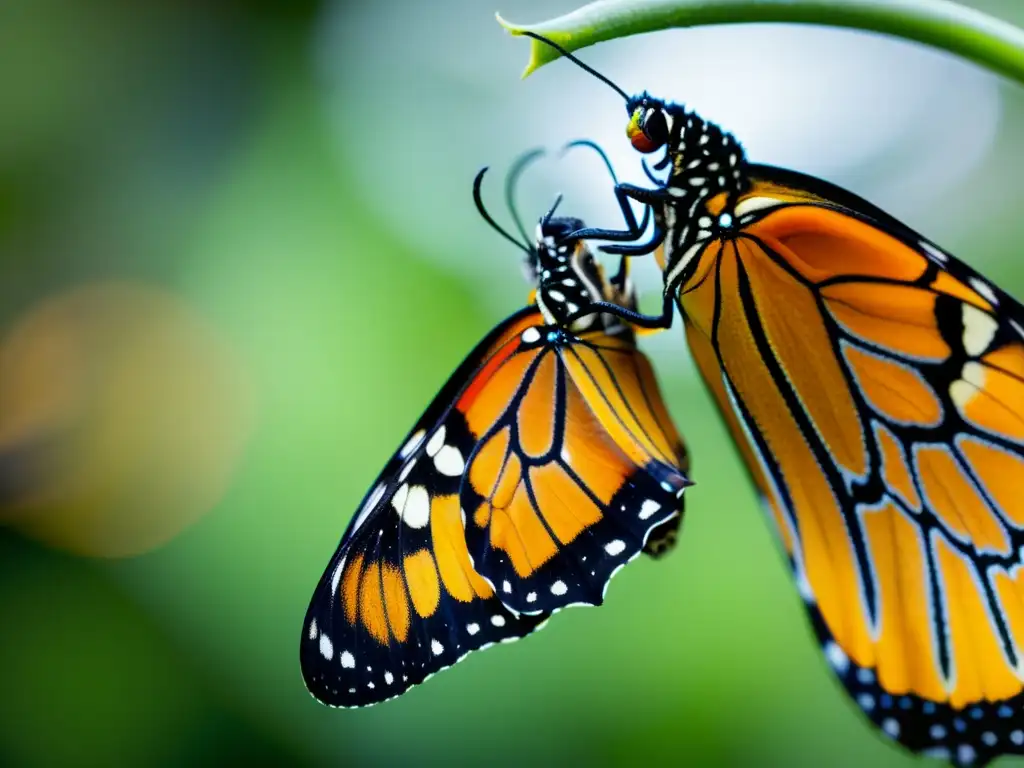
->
[579,332,690,559]
[459,324,688,615]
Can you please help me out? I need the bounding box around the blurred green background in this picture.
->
[2,1,1024,765]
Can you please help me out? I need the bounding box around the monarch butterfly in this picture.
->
[300,156,690,707]
[520,31,1024,766]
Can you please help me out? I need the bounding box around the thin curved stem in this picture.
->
[497,0,1024,86]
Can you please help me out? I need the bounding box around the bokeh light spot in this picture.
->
[0,281,255,557]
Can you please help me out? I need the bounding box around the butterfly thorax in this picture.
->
[655,104,749,294]
[533,216,633,336]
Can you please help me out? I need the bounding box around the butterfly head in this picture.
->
[626,92,671,154]
[533,211,633,332]
[471,159,633,334]
[627,94,747,208]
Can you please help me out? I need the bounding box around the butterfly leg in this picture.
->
[561,142,659,251]
[567,292,674,330]
[609,205,652,291]
[599,222,664,256]
[570,184,664,244]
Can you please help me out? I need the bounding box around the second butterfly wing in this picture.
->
[302,252,689,708]
[678,165,1024,763]
[460,315,689,615]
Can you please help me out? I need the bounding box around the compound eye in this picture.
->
[627,104,669,153]
[639,108,669,151]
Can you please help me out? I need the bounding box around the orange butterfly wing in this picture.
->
[301,307,688,707]
[460,326,689,613]
[677,166,1024,765]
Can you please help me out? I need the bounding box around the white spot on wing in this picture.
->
[319,633,333,660]
[949,379,973,410]
[950,361,985,411]
[825,641,849,674]
[434,445,465,476]
[491,614,506,627]
[400,430,425,458]
[970,277,998,304]
[733,195,782,219]
[385,671,394,685]
[883,718,900,739]
[341,650,355,669]
[398,458,417,483]
[425,426,446,457]
[639,500,661,520]
[521,327,541,344]
[961,303,998,357]
[391,483,410,515]
[431,639,444,655]
[331,561,343,596]
[526,591,537,603]
[796,567,814,603]
[401,485,430,528]
[467,623,480,635]
[958,745,976,764]
[308,619,318,640]
[605,539,627,556]
[353,483,386,532]
[551,580,568,596]
[920,240,949,264]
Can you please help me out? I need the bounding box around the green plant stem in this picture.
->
[497,0,1024,85]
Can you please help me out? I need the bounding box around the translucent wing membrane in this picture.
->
[676,168,1024,765]
[301,308,688,707]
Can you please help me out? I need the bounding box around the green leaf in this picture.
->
[497,0,1024,86]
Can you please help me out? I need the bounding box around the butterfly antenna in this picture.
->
[519,31,630,102]
[561,139,620,185]
[541,193,564,228]
[473,167,531,257]
[504,148,546,247]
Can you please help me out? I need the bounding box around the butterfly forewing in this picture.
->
[302,307,689,707]
[676,167,1024,764]
[301,309,550,707]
